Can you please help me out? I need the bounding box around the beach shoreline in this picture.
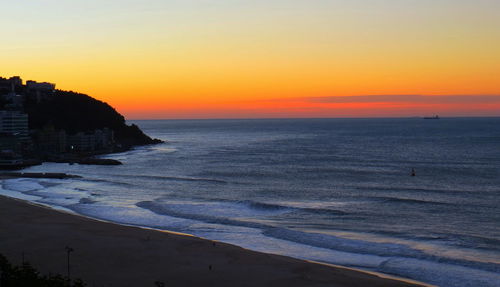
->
[0,194,431,287]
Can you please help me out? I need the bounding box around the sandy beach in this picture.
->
[0,195,429,287]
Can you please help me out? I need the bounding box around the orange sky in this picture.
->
[1,1,499,119]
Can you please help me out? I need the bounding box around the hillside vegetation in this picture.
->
[24,90,162,147]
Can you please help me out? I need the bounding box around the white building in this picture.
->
[0,110,29,139]
[26,80,55,91]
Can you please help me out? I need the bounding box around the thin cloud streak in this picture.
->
[300,95,500,104]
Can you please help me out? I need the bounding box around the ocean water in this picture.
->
[2,118,499,286]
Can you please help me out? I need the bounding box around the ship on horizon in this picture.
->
[423,115,440,119]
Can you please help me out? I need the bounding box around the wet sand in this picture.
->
[0,195,430,287]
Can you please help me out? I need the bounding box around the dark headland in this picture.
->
[0,76,162,169]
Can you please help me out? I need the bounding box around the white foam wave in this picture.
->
[2,178,45,192]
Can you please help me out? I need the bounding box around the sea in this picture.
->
[1,118,499,287]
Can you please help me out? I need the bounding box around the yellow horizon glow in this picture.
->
[1,1,499,119]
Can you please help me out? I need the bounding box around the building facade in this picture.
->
[33,124,67,155]
[0,110,29,140]
[67,128,114,152]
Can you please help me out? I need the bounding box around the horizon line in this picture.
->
[126,115,500,121]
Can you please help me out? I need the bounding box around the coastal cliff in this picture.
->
[24,89,162,148]
[1,76,163,168]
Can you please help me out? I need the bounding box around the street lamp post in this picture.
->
[65,246,74,283]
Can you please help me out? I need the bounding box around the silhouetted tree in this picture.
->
[0,253,86,287]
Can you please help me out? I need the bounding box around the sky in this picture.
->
[1,0,499,119]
